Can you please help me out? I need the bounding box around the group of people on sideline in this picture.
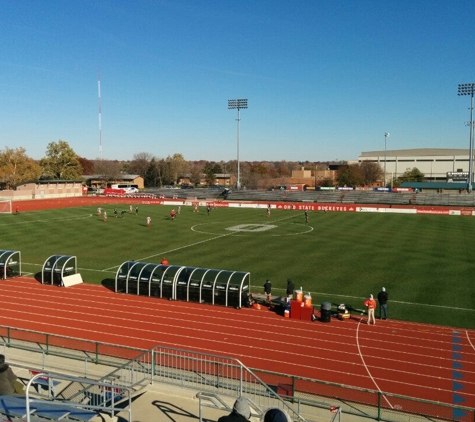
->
[263,279,389,325]
[218,396,292,422]
[261,278,295,302]
[364,287,389,324]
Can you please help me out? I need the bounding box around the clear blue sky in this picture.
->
[1,0,475,163]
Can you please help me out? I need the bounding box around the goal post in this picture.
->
[0,200,12,214]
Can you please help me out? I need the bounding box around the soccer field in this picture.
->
[1,203,474,329]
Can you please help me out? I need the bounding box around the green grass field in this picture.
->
[1,204,474,329]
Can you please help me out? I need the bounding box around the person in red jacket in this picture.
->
[364,294,377,325]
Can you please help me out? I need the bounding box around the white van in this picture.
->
[111,184,139,193]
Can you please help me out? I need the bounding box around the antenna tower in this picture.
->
[98,71,102,158]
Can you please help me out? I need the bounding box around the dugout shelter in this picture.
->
[115,261,251,308]
[42,255,77,286]
[0,250,21,279]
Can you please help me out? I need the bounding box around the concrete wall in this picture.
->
[0,182,83,201]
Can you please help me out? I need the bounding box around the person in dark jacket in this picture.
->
[218,396,251,422]
[264,279,272,302]
[0,354,20,395]
[377,287,389,320]
[261,407,292,422]
[286,279,294,301]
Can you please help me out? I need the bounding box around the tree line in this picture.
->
[0,140,424,190]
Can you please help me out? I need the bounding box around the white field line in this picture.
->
[104,213,301,271]
[0,214,93,226]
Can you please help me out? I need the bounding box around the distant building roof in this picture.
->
[361,148,468,157]
[82,174,141,180]
[400,181,469,190]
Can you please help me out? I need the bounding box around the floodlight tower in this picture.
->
[228,99,248,189]
[458,83,475,193]
[384,132,390,187]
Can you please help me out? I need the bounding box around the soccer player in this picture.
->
[146,216,151,227]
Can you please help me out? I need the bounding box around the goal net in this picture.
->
[0,200,12,214]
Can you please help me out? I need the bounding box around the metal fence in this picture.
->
[24,372,132,422]
[1,325,474,422]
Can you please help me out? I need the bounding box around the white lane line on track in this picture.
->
[466,330,475,351]
[356,320,394,409]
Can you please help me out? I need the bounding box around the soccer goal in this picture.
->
[0,200,12,214]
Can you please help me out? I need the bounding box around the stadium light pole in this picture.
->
[384,132,390,187]
[228,99,248,189]
[458,83,475,193]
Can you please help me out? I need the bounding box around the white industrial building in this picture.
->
[358,148,471,183]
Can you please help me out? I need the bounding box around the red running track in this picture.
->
[0,277,474,412]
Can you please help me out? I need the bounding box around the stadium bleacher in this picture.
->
[148,186,475,208]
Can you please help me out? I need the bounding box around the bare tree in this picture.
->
[129,152,154,178]
[360,161,383,186]
[93,159,123,187]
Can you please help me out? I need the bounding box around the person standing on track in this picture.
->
[377,287,388,320]
[263,279,272,303]
[364,294,377,325]
[286,279,294,302]
[217,396,251,422]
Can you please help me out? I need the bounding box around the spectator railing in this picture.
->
[1,325,474,422]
